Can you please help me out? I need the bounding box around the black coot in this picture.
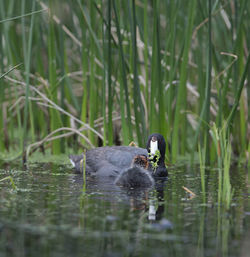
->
[69,133,168,186]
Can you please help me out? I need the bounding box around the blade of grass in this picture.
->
[93,1,115,145]
[0,8,47,24]
[198,144,206,203]
[226,52,250,130]
[101,0,107,146]
[0,0,23,153]
[0,31,4,151]
[22,0,36,153]
[78,1,89,147]
[82,150,86,192]
[143,0,149,121]
[113,0,132,145]
[165,0,179,148]
[88,1,97,145]
[0,176,17,190]
[0,63,22,79]
[204,0,212,165]
[130,0,146,146]
[107,0,114,145]
[78,0,105,145]
[172,0,197,162]
[77,0,102,59]
[48,0,62,154]
[150,1,165,135]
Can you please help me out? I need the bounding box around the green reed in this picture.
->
[172,0,197,162]
[0,175,17,190]
[198,144,206,203]
[82,150,87,192]
[130,0,147,146]
[210,123,233,209]
[113,0,132,145]
[48,0,62,154]
[21,0,36,149]
[0,0,249,165]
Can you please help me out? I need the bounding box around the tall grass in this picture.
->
[210,122,233,209]
[113,0,132,144]
[171,0,197,161]
[22,0,36,152]
[0,0,249,165]
[48,0,62,154]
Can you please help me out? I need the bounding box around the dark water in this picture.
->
[0,161,249,257]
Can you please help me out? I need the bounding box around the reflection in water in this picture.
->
[148,199,157,220]
[0,163,249,257]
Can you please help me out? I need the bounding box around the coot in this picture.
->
[69,133,168,180]
[115,154,154,188]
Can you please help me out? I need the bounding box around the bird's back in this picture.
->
[84,146,147,176]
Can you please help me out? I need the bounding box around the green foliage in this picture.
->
[0,175,17,190]
[48,0,62,154]
[198,144,206,203]
[148,149,161,172]
[0,0,249,165]
[210,122,233,209]
[81,150,86,192]
[172,0,197,161]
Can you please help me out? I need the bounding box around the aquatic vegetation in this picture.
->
[210,123,233,209]
[197,121,234,208]
[0,1,248,168]
[0,1,248,252]
[0,175,17,190]
[148,149,161,172]
[81,150,86,192]
[198,144,206,203]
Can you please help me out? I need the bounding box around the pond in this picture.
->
[0,160,249,257]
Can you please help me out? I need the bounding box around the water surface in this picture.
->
[0,161,249,257]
